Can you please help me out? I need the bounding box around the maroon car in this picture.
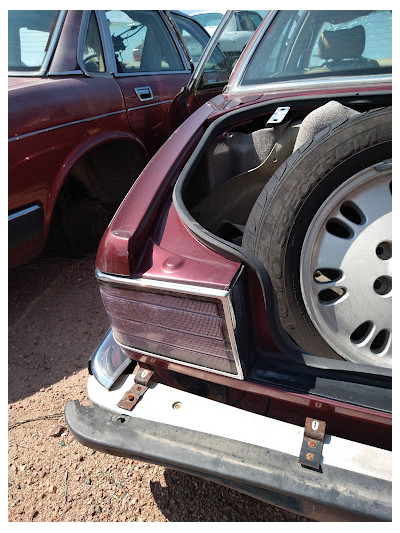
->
[66,10,392,521]
[8,10,214,268]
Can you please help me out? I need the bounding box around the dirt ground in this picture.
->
[8,251,311,522]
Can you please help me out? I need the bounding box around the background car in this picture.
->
[189,9,264,62]
[190,10,266,36]
[189,11,224,35]
[8,10,212,268]
[66,10,392,521]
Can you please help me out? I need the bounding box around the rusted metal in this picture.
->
[117,366,154,411]
[298,417,326,471]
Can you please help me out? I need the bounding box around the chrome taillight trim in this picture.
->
[95,269,245,380]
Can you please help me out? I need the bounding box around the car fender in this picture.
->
[46,129,149,233]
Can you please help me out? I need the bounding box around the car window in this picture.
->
[241,10,392,86]
[170,13,210,67]
[105,10,184,73]
[248,12,263,30]
[8,10,60,72]
[192,13,223,28]
[236,12,261,32]
[197,10,259,91]
[83,12,106,73]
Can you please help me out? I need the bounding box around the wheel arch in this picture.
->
[45,131,149,234]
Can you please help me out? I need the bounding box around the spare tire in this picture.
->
[243,107,392,367]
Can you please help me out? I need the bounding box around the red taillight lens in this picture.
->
[99,280,243,377]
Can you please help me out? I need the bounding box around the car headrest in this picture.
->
[318,25,366,61]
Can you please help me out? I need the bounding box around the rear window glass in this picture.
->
[241,10,392,86]
[8,10,59,72]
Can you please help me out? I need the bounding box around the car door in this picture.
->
[168,10,268,130]
[168,11,213,69]
[99,10,192,156]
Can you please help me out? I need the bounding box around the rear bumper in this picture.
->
[65,374,391,522]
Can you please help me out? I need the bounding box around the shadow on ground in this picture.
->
[8,251,109,403]
[150,469,309,521]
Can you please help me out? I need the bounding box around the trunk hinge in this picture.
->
[298,417,326,471]
[117,366,154,411]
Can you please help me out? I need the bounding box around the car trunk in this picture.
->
[177,94,391,243]
[95,90,391,448]
[171,92,392,423]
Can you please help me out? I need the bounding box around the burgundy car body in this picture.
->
[8,10,211,268]
[66,11,392,520]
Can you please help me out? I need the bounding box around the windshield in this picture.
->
[241,10,392,87]
[8,10,60,72]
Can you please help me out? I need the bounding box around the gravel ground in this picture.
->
[8,251,312,522]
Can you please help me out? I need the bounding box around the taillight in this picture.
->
[96,271,245,379]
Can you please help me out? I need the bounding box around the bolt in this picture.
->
[308,440,317,448]
[126,394,135,401]
[306,453,314,461]
[172,402,182,410]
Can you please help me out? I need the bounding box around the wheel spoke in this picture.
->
[310,230,352,270]
[346,178,391,225]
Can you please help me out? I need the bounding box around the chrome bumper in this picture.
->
[65,373,391,521]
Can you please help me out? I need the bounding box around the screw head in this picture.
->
[308,440,317,448]
[306,453,315,461]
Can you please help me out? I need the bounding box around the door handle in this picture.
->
[135,86,154,102]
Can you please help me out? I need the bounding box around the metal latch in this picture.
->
[117,366,154,411]
[298,417,326,471]
[267,106,290,125]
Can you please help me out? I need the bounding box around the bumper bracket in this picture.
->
[298,417,326,471]
[117,366,154,411]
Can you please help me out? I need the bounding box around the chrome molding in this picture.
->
[96,269,230,298]
[128,99,173,112]
[8,10,67,77]
[230,74,393,96]
[113,70,190,78]
[8,204,41,222]
[95,269,245,380]
[8,110,125,142]
[48,70,84,76]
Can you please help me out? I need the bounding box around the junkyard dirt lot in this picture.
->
[8,251,312,522]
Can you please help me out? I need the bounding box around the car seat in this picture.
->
[318,25,379,71]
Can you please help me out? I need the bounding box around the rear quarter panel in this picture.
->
[8,75,142,264]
